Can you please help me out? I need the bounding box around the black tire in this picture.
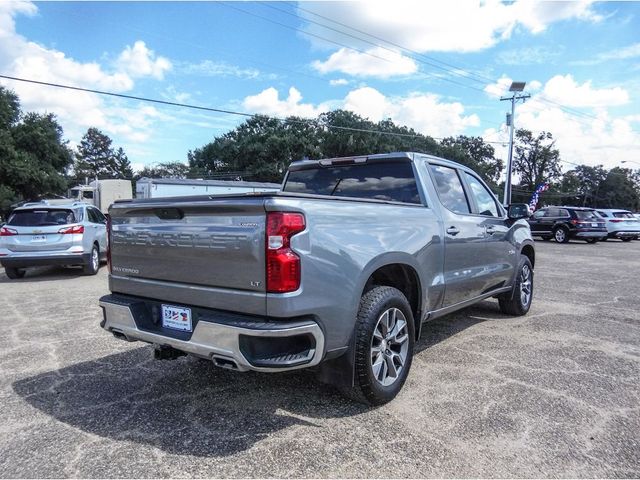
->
[553,227,570,243]
[622,238,633,242]
[585,238,598,244]
[4,267,26,279]
[342,286,415,406]
[498,256,533,316]
[83,245,100,275]
[600,237,608,242]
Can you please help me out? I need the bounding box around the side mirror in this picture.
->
[508,203,531,220]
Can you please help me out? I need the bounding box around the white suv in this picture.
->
[596,209,640,241]
[0,201,108,279]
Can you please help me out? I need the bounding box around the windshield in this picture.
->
[284,162,421,204]
[613,211,634,218]
[8,209,78,226]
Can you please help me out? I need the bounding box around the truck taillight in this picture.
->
[58,225,84,234]
[0,226,17,236]
[106,215,112,273]
[266,212,305,293]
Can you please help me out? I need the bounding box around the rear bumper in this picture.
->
[1,253,88,268]
[574,231,607,238]
[609,231,640,238]
[99,294,325,373]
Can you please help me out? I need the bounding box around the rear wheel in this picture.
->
[585,238,598,244]
[553,227,569,243]
[83,245,100,275]
[622,238,633,242]
[4,267,26,279]
[498,256,533,316]
[342,286,415,406]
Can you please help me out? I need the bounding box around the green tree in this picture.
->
[0,87,73,216]
[72,128,133,184]
[135,161,191,179]
[513,129,562,192]
[439,135,503,186]
[596,167,639,210]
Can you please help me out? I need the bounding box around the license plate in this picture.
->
[591,223,598,227]
[31,235,46,242]
[161,304,192,332]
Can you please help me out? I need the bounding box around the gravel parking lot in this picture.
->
[0,240,639,478]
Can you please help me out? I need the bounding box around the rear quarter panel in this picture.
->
[265,196,444,351]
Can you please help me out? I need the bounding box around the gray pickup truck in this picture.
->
[100,152,534,405]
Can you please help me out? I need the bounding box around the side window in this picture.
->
[94,209,107,224]
[545,208,559,217]
[559,209,570,218]
[532,209,546,219]
[86,208,99,224]
[463,172,499,217]
[429,165,470,214]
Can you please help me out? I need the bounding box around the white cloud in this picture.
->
[484,76,515,99]
[541,74,629,108]
[0,2,173,162]
[571,42,640,66]
[116,40,171,80]
[243,87,332,118]
[313,47,417,78]
[329,78,349,86]
[243,85,478,138]
[299,1,602,54]
[182,60,268,79]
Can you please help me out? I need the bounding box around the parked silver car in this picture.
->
[596,209,640,241]
[0,200,108,278]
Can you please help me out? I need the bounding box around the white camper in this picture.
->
[135,178,280,199]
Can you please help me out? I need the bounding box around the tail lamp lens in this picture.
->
[0,227,17,236]
[106,215,112,273]
[266,212,305,293]
[58,225,84,234]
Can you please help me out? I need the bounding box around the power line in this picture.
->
[0,73,510,145]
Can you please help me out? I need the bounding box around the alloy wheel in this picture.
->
[370,307,409,387]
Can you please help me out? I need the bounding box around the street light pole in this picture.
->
[501,82,530,206]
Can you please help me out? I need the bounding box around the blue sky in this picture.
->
[1,1,639,175]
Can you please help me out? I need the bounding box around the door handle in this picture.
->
[446,226,460,236]
[485,226,496,235]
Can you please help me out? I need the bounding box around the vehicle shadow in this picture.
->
[0,265,92,283]
[12,346,368,458]
[416,299,507,353]
[12,301,504,457]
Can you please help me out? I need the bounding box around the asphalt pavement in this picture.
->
[0,239,639,478]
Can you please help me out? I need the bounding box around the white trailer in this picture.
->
[135,178,280,199]
[69,179,133,213]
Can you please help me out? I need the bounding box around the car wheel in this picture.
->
[83,245,100,275]
[585,238,598,244]
[600,237,608,242]
[4,267,26,279]
[622,238,633,242]
[342,286,415,406]
[498,255,533,316]
[553,227,569,243]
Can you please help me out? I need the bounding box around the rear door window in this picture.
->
[462,172,499,217]
[613,211,633,218]
[429,165,471,214]
[283,162,421,204]
[8,209,77,226]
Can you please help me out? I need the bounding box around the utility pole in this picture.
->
[501,82,530,206]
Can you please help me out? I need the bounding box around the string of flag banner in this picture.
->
[528,183,550,211]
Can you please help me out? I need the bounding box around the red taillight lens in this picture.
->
[106,215,112,273]
[0,226,17,236]
[58,225,84,234]
[609,219,623,223]
[570,219,579,225]
[266,212,305,293]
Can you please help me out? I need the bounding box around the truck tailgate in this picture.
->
[108,197,267,314]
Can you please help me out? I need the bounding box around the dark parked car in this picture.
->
[528,206,607,243]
